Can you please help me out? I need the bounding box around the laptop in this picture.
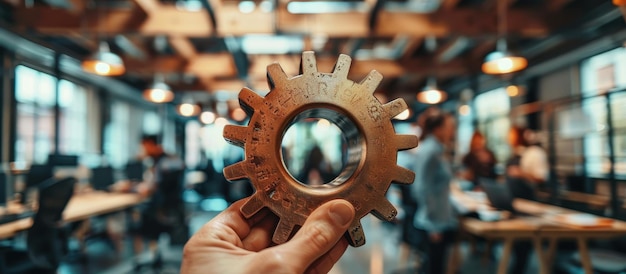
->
[480,179,531,216]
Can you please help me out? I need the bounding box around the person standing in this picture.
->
[462,131,497,189]
[411,108,457,274]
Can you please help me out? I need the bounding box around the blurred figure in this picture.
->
[410,107,457,274]
[133,135,185,269]
[462,131,497,189]
[300,145,333,186]
[505,126,548,274]
[506,126,548,198]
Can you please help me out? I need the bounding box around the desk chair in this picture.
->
[2,176,76,274]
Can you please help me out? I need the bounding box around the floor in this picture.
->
[41,196,580,274]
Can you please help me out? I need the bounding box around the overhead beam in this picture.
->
[400,37,424,60]
[15,6,557,38]
[114,35,149,60]
[168,36,197,59]
[435,36,471,63]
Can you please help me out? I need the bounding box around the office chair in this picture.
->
[2,176,76,274]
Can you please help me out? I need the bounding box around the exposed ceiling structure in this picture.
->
[1,0,625,106]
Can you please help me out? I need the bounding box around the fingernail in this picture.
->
[329,202,354,226]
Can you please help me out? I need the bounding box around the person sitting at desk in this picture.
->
[132,135,185,268]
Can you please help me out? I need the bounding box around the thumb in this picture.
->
[272,199,355,272]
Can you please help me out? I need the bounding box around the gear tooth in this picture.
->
[359,70,383,93]
[266,63,287,90]
[395,134,419,151]
[238,87,263,116]
[391,166,415,185]
[299,51,318,75]
[223,125,248,147]
[371,199,398,222]
[223,161,248,182]
[331,54,352,79]
[383,98,408,117]
[240,193,265,218]
[346,221,366,247]
[273,219,296,244]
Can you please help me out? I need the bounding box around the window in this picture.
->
[104,101,130,168]
[58,79,88,155]
[580,47,626,177]
[474,88,512,163]
[14,65,57,164]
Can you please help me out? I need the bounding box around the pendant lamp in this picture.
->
[143,74,174,103]
[82,41,125,76]
[417,77,447,104]
[481,0,527,75]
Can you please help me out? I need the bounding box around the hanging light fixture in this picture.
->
[82,41,126,76]
[143,74,174,103]
[417,77,447,104]
[177,96,201,117]
[482,0,527,75]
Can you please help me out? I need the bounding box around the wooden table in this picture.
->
[454,188,626,274]
[0,191,144,239]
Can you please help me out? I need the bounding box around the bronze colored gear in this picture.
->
[223,51,418,247]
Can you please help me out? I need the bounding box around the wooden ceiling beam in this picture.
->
[435,36,470,64]
[168,36,197,59]
[400,37,424,60]
[15,6,554,38]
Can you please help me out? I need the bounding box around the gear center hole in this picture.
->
[281,108,362,188]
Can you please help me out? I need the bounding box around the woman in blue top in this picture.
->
[411,108,457,274]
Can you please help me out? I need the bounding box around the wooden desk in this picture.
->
[0,192,143,239]
[455,189,626,274]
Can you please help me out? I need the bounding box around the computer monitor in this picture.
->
[91,166,115,191]
[125,161,144,182]
[47,154,79,167]
[25,164,54,189]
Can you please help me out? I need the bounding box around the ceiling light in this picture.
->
[417,77,447,104]
[459,105,471,116]
[82,41,125,76]
[482,39,528,75]
[200,111,216,124]
[231,107,247,122]
[506,85,523,97]
[614,0,626,6]
[178,102,201,117]
[143,74,174,103]
[482,0,527,75]
[215,117,229,127]
[393,109,411,120]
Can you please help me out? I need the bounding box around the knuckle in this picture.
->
[307,222,335,251]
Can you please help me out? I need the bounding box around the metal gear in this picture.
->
[223,51,418,247]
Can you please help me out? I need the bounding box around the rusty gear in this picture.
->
[223,51,418,247]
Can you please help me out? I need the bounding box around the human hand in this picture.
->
[181,198,356,274]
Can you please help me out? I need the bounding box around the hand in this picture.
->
[429,232,442,243]
[181,198,356,274]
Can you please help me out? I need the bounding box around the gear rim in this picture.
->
[223,51,418,247]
